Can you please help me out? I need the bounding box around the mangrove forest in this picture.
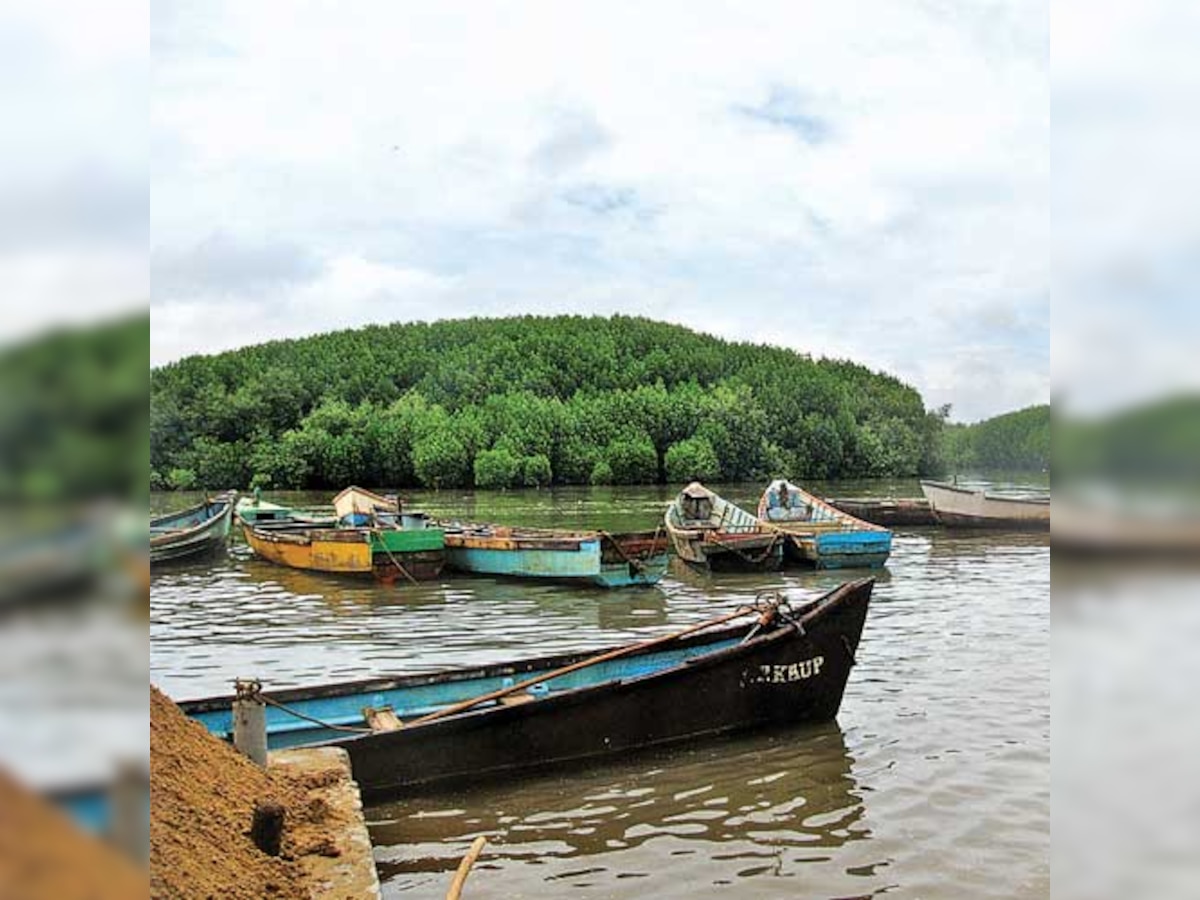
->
[151,315,951,491]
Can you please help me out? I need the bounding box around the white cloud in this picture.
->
[151,0,1049,419]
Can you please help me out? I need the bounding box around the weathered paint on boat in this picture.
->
[757,480,892,570]
[665,482,783,572]
[920,480,1050,530]
[243,522,445,581]
[150,492,236,564]
[180,579,873,799]
[440,525,669,587]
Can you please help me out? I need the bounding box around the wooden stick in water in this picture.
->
[446,835,487,900]
[408,604,760,728]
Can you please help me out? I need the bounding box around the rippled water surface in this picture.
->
[150,481,1049,898]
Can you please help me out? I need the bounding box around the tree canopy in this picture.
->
[151,315,949,490]
[941,404,1050,473]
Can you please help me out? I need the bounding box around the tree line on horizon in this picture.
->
[152,315,960,492]
[941,404,1050,473]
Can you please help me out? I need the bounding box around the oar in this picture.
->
[406,604,764,729]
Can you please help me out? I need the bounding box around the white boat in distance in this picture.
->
[919,480,1049,530]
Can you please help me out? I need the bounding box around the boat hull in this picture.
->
[783,530,893,570]
[758,480,892,570]
[442,528,669,587]
[150,494,235,564]
[920,481,1049,530]
[243,523,445,580]
[181,579,872,799]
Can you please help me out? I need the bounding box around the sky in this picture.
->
[138,0,1053,423]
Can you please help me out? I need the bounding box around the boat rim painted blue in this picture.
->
[179,578,871,720]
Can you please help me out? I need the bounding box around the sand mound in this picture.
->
[151,686,317,899]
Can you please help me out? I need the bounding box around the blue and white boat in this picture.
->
[758,479,892,569]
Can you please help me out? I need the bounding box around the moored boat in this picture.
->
[665,482,783,571]
[438,523,670,588]
[179,578,873,798]
[825,496,938,527]
[920,480,1050,530]
[150,491,236,564]
[242,486,445,582]
[757,479,892,569]
[234,495,335,527]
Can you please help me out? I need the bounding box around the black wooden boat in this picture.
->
[181,578,873,800]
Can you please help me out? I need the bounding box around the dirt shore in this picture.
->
[151,686,363,899]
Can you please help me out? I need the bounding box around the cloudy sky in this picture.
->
[142,0,1053,422]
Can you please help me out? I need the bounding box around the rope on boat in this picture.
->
[707,529,784,567]
[597,523,665,574]
[254,690,374,735]
[373,528,420,586]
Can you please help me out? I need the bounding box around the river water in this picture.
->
[150,479,1049,899]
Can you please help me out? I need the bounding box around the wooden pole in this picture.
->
[446,835,487,900]
[407,604,759,729]
[232,679,268,766]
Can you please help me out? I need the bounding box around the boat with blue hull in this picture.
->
[178,579,873,799]
[150,491,236,564]
[757,480,892,569]
[438,523,670,588]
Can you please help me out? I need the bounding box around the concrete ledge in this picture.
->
[270,746,382,900]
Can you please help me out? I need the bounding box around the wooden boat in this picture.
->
[437,523,671,588]
[243,486,445,582]
[920,480,1050,530]
[757,480,892,569]
[180,579,874,799]
[825,497,937,527]
[234,496,335,527]
[243,521,445,582]
[150,492,236,564]
[665,482,783,571]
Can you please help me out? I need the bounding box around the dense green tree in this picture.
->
[665,436,720,483]
[474,445,522,489]
[150,315,952,489]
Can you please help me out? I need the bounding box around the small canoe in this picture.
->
[665,482,783,571]
[150,492,236,564]
[757,480,892,570]
[179,578,873,799]
[242,521,445,583]
[920,480,1050,530]
[438,523,671,588]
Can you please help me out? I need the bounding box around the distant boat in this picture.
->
[438,523,670,588]
[242,486,445,582]
[757,479,892,569]
[150,492,236,564]
[920,480,1050,530]
[179,579,874,799]
[665,482,783,571]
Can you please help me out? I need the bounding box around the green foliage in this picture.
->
[474,445,522,489]
[665,436,720,483]
[412,428,471,489]
[603,435,658,484]
[151,315,947,488]
[522,453,552,487]
[166,468,197,491]
[941,405,1050,473]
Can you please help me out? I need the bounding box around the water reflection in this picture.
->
[369,722,881,897]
